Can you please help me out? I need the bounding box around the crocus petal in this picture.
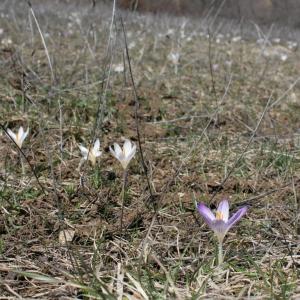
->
[93,139,102,157]
[18,127,24,140]
[217,199,229,222]
[197,203,216,223]
[20,127,29,145]
[227,206,248,229]
[6,129,16,142]
[94,150,102,157]
[126,143,136,162]
[93,139,100,153]
[79,145,89,159]
[210,220,228,243]
[113,143,123,160]
[123,139,132,157]
[24,127,29,140]
[109,146,117,159]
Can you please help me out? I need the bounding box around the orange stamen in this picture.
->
[216,211,223,220]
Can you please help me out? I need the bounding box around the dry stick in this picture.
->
[161,74,233,198]
[27,1,63,169]
[270,76,300,108]
[139,74,233,250]
[28,1,63,153]
[19,153,25,176]
[200,2,215,28]
[77,3,116,181]
[207,0,227,29]
[27,1,55,83]
[29,0,64,178]
[3,284,21,299]
[241,80,300,210]
[86,0,116,164]
[57,1,118,284]
[120,169,128,233]
[150,253,181,299]
[0,124,46,195]
[70,1,118,282]
[292,178,299,236]
[275,212,300,272]
[235,182,296,206]
[119,17,156,207]
[209,93,273,204]
[26,1,82,281]
[282,177,300,272]
[119,17,161,258]
[207,28,218,104]
[27,1,62,209]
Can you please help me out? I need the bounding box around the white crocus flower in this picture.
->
[112,63,124,73]
[7,126,29,149]
[110,139,136,170]
[79,138,102,166]
[168,51,180,65]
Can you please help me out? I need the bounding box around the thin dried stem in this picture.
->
[120,169,128,233]
[218,241,223,267]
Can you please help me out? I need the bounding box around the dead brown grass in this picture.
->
[0,0,299,299]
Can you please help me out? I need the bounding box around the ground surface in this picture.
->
[0,1,300,299]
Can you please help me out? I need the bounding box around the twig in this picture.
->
[235,182,295,206]
[3,283,22,299]
[120,169,128,233]
[0,124,46,195]
[20,153,25,176]
[27,1,55,83]
[209,93,273,204]
[160,74,233,200]
[207,28,217,103]
[87,0,116,167]
[119,17,156,207]
[270,76,300,108]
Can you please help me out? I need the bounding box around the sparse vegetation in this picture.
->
[0,0,299,299]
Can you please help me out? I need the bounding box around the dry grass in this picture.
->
[0,1,300,299]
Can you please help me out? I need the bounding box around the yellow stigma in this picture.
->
[216,211,223,220]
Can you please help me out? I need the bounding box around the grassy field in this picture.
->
[0,1,300,299]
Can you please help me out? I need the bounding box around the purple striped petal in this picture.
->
[217,199,229,222]
[197,203,216,226]
[209,220,228,243]
[227,206,248,229]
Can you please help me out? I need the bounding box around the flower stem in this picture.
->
[120,169,128,233]
[20,153,25,176]
[218,241,223,267]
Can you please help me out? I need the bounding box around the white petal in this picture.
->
[18,127,24,140]
[6,128,16,142]
[109,146,117,159]
[123,139,132,157]
[217,200,229,222]
[24,127,29,139]
[127,143,136,162]
[93,138,100,152]
[113,143,123,160]
[93,150,102,157]
[20,127,29,145]
[78,145,88,159]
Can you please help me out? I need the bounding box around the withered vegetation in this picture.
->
[0,0,299,299]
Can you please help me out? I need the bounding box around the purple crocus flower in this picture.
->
[197,199,248,243]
